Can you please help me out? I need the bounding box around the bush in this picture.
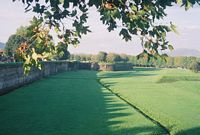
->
[189,62,199,73]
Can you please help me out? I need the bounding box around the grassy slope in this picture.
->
[0,70,164,135]
[98,68,200,135]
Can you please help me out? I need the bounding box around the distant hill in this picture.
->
[168,48,200,58]
[0,42,5,49]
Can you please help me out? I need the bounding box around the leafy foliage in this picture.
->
[5,17,72,73]
[55,42,70,60]
[106,53,121,63]
[189,61,200,73]
[5,34,26,57]
[12,0,200,71]
[96,51,107,62]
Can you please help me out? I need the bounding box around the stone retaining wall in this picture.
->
[0,62,133,95]
[0,61,79,95]
[99,63,133,71]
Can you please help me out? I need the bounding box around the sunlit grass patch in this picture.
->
[98,68,200,135]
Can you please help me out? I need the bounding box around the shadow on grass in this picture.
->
[0,70,165,135]
[133,67,161,72]
[175,127,200,135]
[157,75,200,83]
[97,67,161,79]
[99,71,157,79]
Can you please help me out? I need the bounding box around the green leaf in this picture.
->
[168,45,174,51]
[176,0,182,5]
[111,9,121,19]
[119,28,132,41]
[54,26,60,33]
[63,0,69,8]
[131,5,137,11]
[185,0,192,10]
[170,22,179,34]
[71,10,77,17]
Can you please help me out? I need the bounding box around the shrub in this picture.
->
[189,62,199,73]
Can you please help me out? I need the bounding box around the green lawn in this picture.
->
[98,68,200,135]
[0,70,165,135]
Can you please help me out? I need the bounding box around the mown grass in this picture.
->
[0,70,165,135]
[98,68,200,135]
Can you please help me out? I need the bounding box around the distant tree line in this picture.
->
[1,46,200,72]
[70,51,200,72]
[70,51,129,63]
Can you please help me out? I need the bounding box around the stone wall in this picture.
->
[0,61,133,95]
[99,63,133,71]
[0,61,79,95]
[78,62,100,70]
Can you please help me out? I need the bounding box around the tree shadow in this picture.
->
[99,86,166,135]
[98,71,157,79]
[133,67,161,72]
[175,127,200,135]
[97,67,161,79]
[0,70,166,135]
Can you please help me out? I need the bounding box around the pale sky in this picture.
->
[0,1,200,55]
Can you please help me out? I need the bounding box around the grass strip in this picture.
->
[97,78,170,135]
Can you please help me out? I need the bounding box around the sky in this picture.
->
[0,1,200,55]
